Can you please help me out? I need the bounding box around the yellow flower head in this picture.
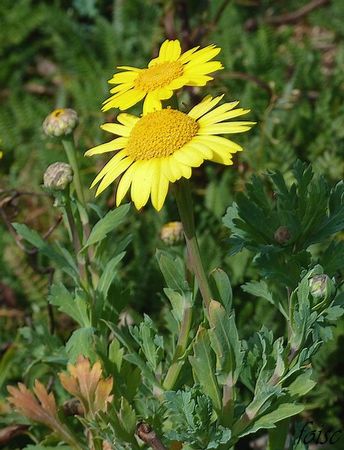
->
[86,96,255,211]
[103,40,223,114]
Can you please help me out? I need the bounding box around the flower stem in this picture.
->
[174,179,212,310]
[62,137,86,208]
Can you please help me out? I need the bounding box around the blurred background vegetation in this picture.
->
[1,0,343,446]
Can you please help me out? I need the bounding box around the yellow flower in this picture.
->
[103,40,223,113]
[86,96,254,211]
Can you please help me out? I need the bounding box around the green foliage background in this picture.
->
[0,0,343,448]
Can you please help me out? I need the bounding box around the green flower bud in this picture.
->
[274,226,291,245]
[43,162,73,191]
[160,221,184,246]
[43,108,78,137]
[309,274,336,302]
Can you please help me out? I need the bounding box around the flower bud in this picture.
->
[43,162,73,191]
[274,226,291,245]
[309,274,335,301]
[160,221,184,246]
[42,108,78,137]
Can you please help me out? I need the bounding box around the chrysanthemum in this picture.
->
[102,40,223,113]
[85,96,254,211]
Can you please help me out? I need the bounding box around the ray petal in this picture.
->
[95,157,134,196]
[85,137,127,156]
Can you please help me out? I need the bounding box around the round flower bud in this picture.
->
[42,108,78,137]
[274,226,291,245]
[160,221,184,246]
[43,162,73,191]
[309,274,335,301]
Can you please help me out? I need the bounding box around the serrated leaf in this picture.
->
[118,396,136,436]
[189,328,221,412]
[65,327,95,362]
[49,283,90,327]
[83,204,130,249]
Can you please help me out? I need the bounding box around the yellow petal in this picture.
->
[90,150,128,188]
[143,93,162,114]
[116,162,139,206]
[211,148,234,165]
[117,65,141,72]
[184,61,223,74]
[187,141,213,159]
[130,160,154,209]
[96,157,134,196]
[188,95,224,120]
[185,75,213,86]
[182,45,221,65]
[198,135,243,155]
[195,102,240,123]
[158,40,181,62]
[109,71,138,84]
[110,83,134,94]
[117,113,139,128]
[173,146,204,167]
[85,137,127,156]
[102,89,145,111]
[150,160,169,211]
[167,76,189,90]
[178,46,200,64]
[101,123,131,137]
[198,108,250,126]
[198,122,255,134]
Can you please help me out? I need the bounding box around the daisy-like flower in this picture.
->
[103,40,223,113]
[85,95,254,211]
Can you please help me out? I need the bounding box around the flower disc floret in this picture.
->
[126,109,199,160]
[134,62,184,91]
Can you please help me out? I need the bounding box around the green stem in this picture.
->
[163,303,192,390]
[174,179,212,310]
[64,193,89,290]
[62,137,86,207]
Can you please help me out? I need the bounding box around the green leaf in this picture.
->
[117,396,136,436]
[287,369,316,397]
[83,204,130,249]
[12,223,78,279]
[156,250,189,293]
[130,315,164,372]
[189,327,221,412]
[164,288,192,323]
[49,283,90,327]
[97,252,125,298]
[0,343,17,390]
[108,338,124,373]
[242,280,288,319]
[65,327,95,362]
[210,268,233,312]
[208,300,243,385]
[239,403,304,437]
